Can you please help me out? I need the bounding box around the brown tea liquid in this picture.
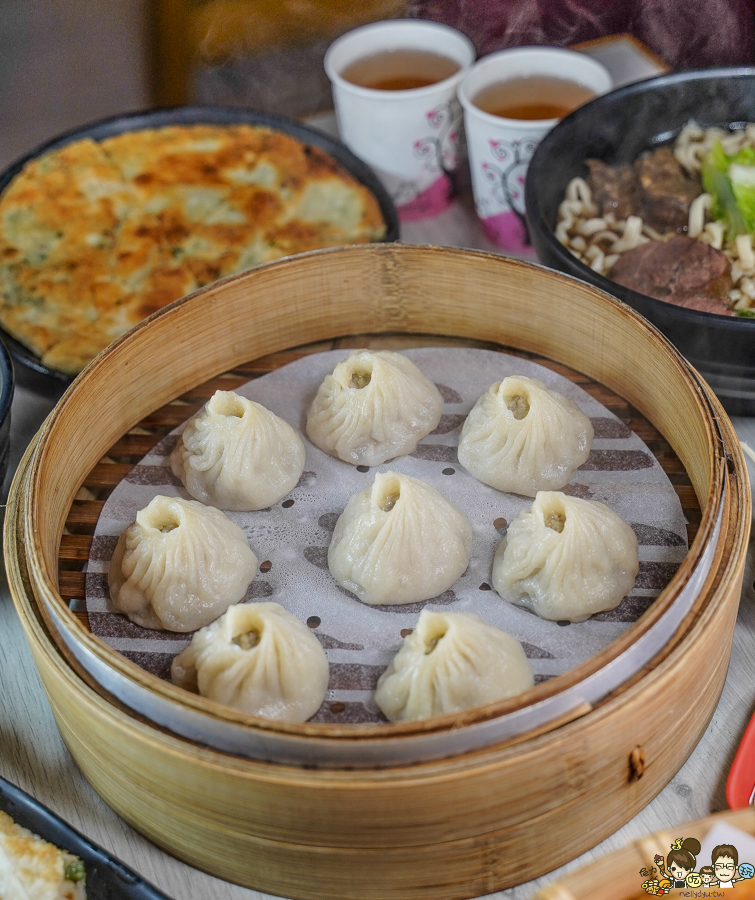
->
[473,75,596,120]
[340,48,460,91]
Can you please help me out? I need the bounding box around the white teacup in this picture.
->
[325,20,475,222]
[458,46,612,253]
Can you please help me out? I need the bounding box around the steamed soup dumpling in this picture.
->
[492,491,639,622]
[328,471,472,605]
[170,390,305,511]
[109,495,258,632]
[375,609,534,721]
[457,375,593,496]
[171,602,329,722]
[306,350,444,465]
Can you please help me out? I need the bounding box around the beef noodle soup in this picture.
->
[555,121,755,317]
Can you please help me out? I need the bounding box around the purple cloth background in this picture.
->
[410,0,755,69]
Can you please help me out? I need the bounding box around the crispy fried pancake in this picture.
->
[0,809,86,899]
[0,124,386,375]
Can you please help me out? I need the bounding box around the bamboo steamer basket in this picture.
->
[4,244,750,899]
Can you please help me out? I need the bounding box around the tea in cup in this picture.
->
[458,47,612,252]
[325,20,475,221]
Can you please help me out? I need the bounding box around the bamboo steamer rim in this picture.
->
[12,244,746,755]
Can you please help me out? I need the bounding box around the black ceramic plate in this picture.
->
[0,105,400,398]
[0,774,174,899]
[0,337,14,492]
[525,67,755,416]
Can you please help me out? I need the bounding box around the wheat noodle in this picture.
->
[556,123,755,311]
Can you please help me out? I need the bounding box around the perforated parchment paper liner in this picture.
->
[84,347,688,726]
[10,244,748,769]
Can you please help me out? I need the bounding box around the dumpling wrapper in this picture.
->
[457,374,593,496]
[171,602,329,722]
[170,389,305,511]
[375,609,534,721]
[492,491,639,622]
[328,471,472,605]
[306,349,444,466]
[109,495,258,632]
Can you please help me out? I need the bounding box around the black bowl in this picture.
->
[526,67,755,416]
[0,105,400,398]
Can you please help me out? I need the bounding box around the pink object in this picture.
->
[480,209,531,252]
[397,173,455,221]
[726,706,755,808]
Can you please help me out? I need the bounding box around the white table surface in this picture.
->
[2,39,754,900]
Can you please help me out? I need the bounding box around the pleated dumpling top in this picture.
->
[108,495,258,632]
[171,602,329,722]
[328,471,472,606]
[458,375,593,496]
[170,390,305,511]
[492,491,639,622]
[306,350,444,466]
[375,610,534,721]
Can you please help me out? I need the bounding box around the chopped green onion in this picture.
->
[702,140,751,237]
[64,859,86,882]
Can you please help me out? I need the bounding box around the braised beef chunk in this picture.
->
[609,236,735,315]
[635,147,700,232]
[586,147,699,233]
[586,159,638,219]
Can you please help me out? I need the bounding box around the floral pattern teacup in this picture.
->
[325,20,475,222]
[458,47,612,253]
